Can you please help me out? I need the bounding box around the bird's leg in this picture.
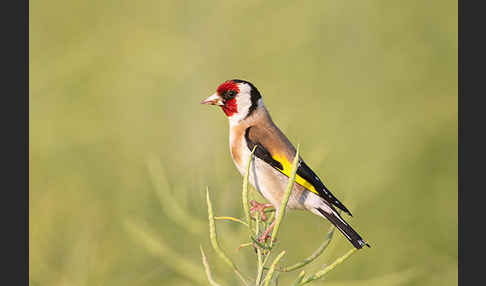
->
[257,219,276,244]
[249,200,274,221]
[252,219,276,252]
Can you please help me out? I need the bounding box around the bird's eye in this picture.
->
[223,90,237,100]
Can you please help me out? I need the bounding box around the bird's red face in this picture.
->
[201,80,240,117]
[217,80,240,116]
[201,79,262,121]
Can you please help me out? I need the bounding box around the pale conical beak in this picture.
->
[201,93,224,106]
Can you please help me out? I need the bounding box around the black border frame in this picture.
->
[2,0,29,284]
[5,0,472,284]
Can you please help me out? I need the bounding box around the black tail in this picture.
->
[316,208,370,249]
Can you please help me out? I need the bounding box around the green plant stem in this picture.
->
[270,144,300,248]
[262,251,286,286]
[298,248,357,285]
[291,270,306,286]
[255,252,273,286]
[275,226,335,272]
[243,146,257,234]
[206,188,249,286]
[200,246,222,286]
[237,242,253,250]
[124,221,206,286]
[255,213,265,285]
[214,216,248,227]
[147,157,206,235]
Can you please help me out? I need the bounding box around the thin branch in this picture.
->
[124,221,206,286]
[298,248,358,285]
[270,144,300,248]
[200,246,222,286]
[277,226,335,272]
[262,251,286,286]
[291,270,306,286]
[214,216,249,227]
[147,157,206,235]
[255,213,265,285]
[206,188,250,286]
[242,146,257,234]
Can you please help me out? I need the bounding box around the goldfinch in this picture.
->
[201,79,369,249]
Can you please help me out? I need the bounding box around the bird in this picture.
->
[201,79,370,249]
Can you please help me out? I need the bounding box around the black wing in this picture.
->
[296,160,352,216]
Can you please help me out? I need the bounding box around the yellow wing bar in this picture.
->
[272,154,319,195]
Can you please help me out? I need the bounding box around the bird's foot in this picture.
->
[249,200,274,221]
[257,233,273,244]
[257,220,277,244]
[252,221,277,252]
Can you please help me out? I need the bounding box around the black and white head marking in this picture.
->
[226,79,262,124]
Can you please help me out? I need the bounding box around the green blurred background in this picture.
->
[30,0,457,285]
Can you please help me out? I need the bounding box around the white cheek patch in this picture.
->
[228,84,253,125]
[237,95,252,114]
[228,97,250,125]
